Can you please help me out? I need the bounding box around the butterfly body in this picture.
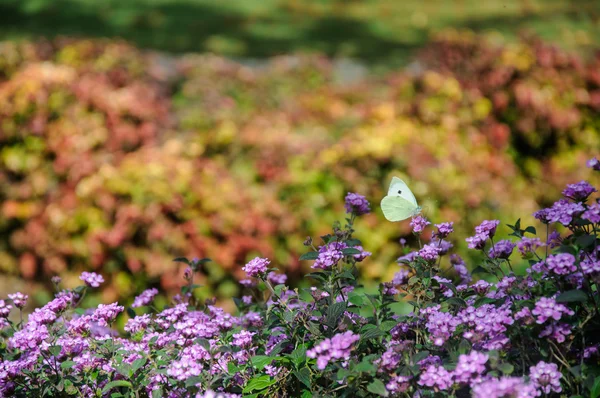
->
[381,177,421,222]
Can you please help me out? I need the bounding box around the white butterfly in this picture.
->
[381,177,422,222]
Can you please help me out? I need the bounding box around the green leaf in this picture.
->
[251,355,275,370]
[61,360,76,370]
[299,252,319,261]
[361,326,384,340]
[294,368,312,388]
[126,307,136,318]
[342,248,361,255]
[345,239,362,246]
[497,363,514,375]
[458,339,471,355]
[367,379,389,396]
[243,375,275,393]
[152,389,163,398]
[185,376,203,387]
[131,357,147,373]
[591,376,600,398]
[380,320,397,332]
[195,338,211,351]
[576,234,596,249]
[413,351,430,364]
[301,390,312,398]
[101,381,133,394]
[290,346,307,367]
[356,360,376,373]
[48,345,62,356]
[556,290,588,303]
[524,226,537,235]
[172,257,190,265]
[326,302,347,329]
[446,297,467,308]
[438,281,458,296]
[348,293,364,306]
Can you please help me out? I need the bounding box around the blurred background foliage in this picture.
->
[0,0,599,310]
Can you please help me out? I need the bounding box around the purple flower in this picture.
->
[0,300,12,318]
[410,215,430,234]
[472,377,537,398]
[397,251,417,264]
[8,292,28,309]
[344,192,370,215]
[267,272,287,285]
[588,157,600,171]
[466,220,500,249]
[433,239,453,255]
[424,306,458,346]
[536,199,585,226]
[434,222,454,238]
[517,237,544,256]
[417,243,442,262]
[562,180,596,201]
[239,278,257,288]
[312,242,346,270]
[583,202,600,223]
[79,272,104,288]
[546,253,577,276]
[548,230,562,248]
[242,295,253,305]
[540,323,572,343]
[132,288,159,308]
[451,255,472,283]
[393,268,410,285]
[453,351,488,384]
[232,330,255,348]
[514,307,535,325]
[472,280,492,295]
[307,331,360,370]
[124,314,152,334]
[242,257,270,278]
[382,282,399,295]
[488,240,515,259]
[417,365,453,390]
[433,276,454,297]
[386,375,411,394]
[532,297,574,324]
[529,361,562,394]
[352,245,372,262]
[51,276,61,285]
[92,303,124,327]
[458,304,514,350]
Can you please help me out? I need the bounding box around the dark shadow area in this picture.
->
[0,0,598,63]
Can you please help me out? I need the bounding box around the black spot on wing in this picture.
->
[397,190,402,194]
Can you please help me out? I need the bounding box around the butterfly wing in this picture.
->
[381,195,419,222]
[387,177,418,207]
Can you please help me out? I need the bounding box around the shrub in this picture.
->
[1,34,599,306]
[1,160,599,397]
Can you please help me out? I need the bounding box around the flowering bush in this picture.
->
[1,33,600,308]
[2,161,600,397]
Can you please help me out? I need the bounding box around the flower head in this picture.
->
[546,253,577,276]
[588,157,600,171]
[79,272,104,288]
[344,192,370,215]
[8,292,28,309]
[410,215,430,234]
[132,288,159,308]
[529,361,562,394]
[562,181,596,201]
[434,222,454,238]
[532,297,574,324]
[307,331,360,370]
[242,257,270,278]
[488,240,515,259]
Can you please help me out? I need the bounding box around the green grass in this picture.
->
[1,0,599,65]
